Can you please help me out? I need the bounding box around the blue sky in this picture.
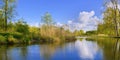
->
[16,0,103,31]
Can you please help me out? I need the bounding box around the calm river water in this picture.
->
[0,38,120,60]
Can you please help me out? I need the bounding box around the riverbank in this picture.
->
[0,32,76,45]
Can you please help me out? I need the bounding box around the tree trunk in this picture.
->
[5,0,8,32]
[113,0,119,37]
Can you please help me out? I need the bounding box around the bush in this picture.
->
[12,32,23,39]
[0,35,7,43]
[21,36,31,43]
[8,35,18,43]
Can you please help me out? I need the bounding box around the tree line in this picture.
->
[0,0,77,44]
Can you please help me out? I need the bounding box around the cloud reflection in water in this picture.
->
[75,39,101,59]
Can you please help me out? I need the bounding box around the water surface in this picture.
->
[0,38,120,60]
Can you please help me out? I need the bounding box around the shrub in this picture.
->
[8,35,18,43]
[12,32,23,39]
[22,37,30,43]
[0,35,7,43]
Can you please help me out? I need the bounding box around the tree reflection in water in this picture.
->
[86,38,120,60]
[0,46,8,60]
[0,38,119,60]
[114,39,120,60]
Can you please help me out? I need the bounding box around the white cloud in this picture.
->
[68,20,73,24]
[67,11,101,32]
[29,22,39,27]
[55,22,63,27]
[33,11,101,32]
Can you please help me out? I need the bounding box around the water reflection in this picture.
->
[39,44,59,60]
[114,39,120,60]
[0,46,8,60]
[0,38,119,60]
[86,38,120,60]
[75,39,102,60]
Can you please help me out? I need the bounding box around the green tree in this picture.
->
[103,0,120,36]
[0,9,5,31]
[41,12,53,26]
[86,30,97,35]
[97,8,116,36]
[15,19,29,35]
[98,0,120,36]
[1,0,16,31]
[74,30,84,36]
[7,21,15,32]
[15,19,30,43]
[29,27,40,40]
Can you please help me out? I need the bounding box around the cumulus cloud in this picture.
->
[67,11,101,32]
[38,11,101,32]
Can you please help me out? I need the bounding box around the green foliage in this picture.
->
[97,23,115,36]
[85,30,97,35]
[12,32,23,39]
[0,0,16,31]
[8,35,18,43]
[15,20,29,35]
[41,12,54,25]
[21,35,31,43]
[0,11,76,44]
[7,21,15,32]
[74,30,84,36]
[0,35,7,43]
[97,0,120,37]
[29,27,40,40]
[97,7,120,36]
[1,0,16,19]
[40,25,75,43]
[0,19,31,44]
[0,10,5,32]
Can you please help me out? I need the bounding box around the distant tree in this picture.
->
[41,12,53,26]
[86,30,97,35]
[74,30,84,36]
[40,12,54,40]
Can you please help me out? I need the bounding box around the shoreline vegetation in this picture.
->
[0,20,77,45]
[0,12,77,45]
[1,0,120,45]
